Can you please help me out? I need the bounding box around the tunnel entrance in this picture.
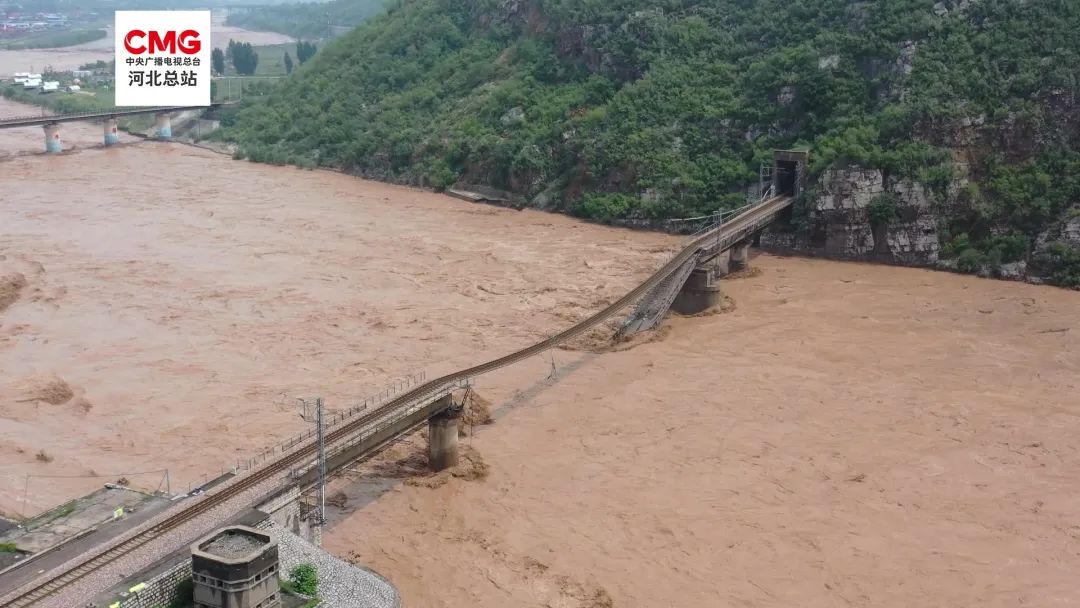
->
[775,160,798,195]
[772,150,809,198]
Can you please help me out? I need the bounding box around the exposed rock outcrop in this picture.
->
[762,168,940,265]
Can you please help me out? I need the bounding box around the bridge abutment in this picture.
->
[154,113,172,139]
[428,396,461,472]
[42,123,62,153]
[103,118,119,146]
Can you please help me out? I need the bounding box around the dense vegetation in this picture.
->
[194,0,1080,286]
[225,0,386,40]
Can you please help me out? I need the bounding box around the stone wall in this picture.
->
[762,168,941,266]
[112,559,191,608]
[257,486,321,546]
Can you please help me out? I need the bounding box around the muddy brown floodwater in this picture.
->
[325,258,1079,608]
[3,95,1080,608]
[0,96,675,516]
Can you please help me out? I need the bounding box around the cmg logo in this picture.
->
[116,11,210,106]
[123,29,202,55]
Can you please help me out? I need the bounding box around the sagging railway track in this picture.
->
[2,194,791,607]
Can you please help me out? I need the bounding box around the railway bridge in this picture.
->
[0,104,231,152]
[0,150,808,608]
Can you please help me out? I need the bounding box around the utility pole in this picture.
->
[299,397,328,527]
[315,398,327,526]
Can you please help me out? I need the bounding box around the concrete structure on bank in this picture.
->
[191,526,281,608]
[88,506,399,608]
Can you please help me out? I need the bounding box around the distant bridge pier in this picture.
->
[154,112,172,139]
[103,118,119,146]
[42,123,62,153]
[730,239,751,271]
[428,395,461,472]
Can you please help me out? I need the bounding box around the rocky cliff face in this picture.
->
[764,166,1080,286]
[762,168,941,266]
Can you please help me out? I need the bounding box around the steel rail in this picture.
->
[3,194,790,607]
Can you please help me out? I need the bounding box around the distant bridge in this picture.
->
[0,103,234,151]
[0,104,233,129]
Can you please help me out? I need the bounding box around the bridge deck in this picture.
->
[0,103,231,129]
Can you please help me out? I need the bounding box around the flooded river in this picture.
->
[0,95,675,515]
[2,89,1079,608]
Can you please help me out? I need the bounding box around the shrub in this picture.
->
[983,234,1030,263]
[1035,242,1080,287]
[0,543,18,553]
[289,563,318,597]
[956,248,987,274]
[866,194,899,227]
[941,233,972,259]
[571,193,635,221]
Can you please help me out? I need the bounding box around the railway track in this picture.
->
[2,194,791,607]
[0,104,237,130]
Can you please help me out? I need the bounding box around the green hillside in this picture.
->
[219,0,1080,285]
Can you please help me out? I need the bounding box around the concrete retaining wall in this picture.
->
[112,559,190,608]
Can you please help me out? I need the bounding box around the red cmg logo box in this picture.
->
[115,11,211,107]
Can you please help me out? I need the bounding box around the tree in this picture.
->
[284,52,294,74]
[211,48,225,75]
[296,41,317,64]
[230,42,259,76]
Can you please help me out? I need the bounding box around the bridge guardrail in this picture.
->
[288,378,470,479]
[226,372,428,475]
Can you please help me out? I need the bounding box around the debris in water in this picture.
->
[15,374,74,405]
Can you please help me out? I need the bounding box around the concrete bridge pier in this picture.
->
[714,249,731,276]
[730,240,751,271]
[154,112,172,139]
[103,118,119,146]
[43,123,62,153]
[672,264,722,315]
[428,396,462,472]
